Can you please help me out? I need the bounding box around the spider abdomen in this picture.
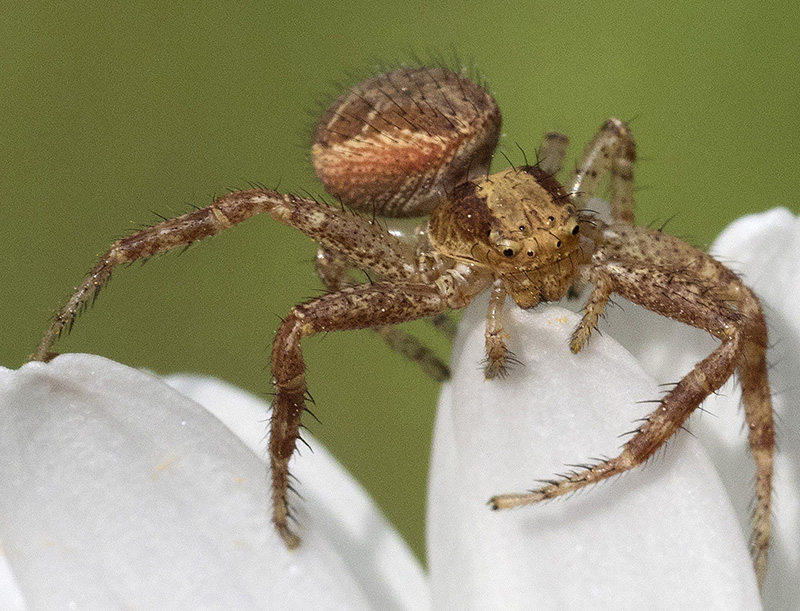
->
[312,67,501,217]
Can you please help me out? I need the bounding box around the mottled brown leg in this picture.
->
[316,244,450,381]
[603,227,773,585]
[490,331,742,506]
[569,271,613,353]
[270,281,452,547]
[32,189,416,361]
[492,242,774,587]
[569,118,636,225]
[735,289,774,588]
[484,280,509,379]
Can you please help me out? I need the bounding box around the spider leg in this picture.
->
[269,281,454,547]
[489,326,741,507]
[569,118,636,225]
[31,188,417,361]
[536,131,569,176]
[484,279,510,379]
[734,286,773,588]
[429,312,458,340]
[492,227,773,587]
[316,244,450,381]
[569,269,613,353]
[373,326,450,382]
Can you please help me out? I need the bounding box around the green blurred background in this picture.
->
[2,1,798,560]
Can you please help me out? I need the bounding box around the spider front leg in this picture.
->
[484,279,510,379]
[569,269,613,353]
[491,232,774,587]
[269,281,454,547]
[31,190,280,361]
[490,329,741,497]
[31,188,417,361]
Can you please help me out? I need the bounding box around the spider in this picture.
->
[31,66,774,588]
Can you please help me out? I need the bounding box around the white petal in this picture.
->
[711,208,800,311]
[0,355,428,611]
[428,300,760,610]
[165,373,431,611]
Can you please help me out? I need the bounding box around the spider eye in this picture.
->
[556,240,562,248]
[572,224,580,235]
[518,225,526,232]
[497,238,521,259]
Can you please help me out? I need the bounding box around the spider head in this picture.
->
[428,165,582,307]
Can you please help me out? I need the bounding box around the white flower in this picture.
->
[0,357,428,611]
[1,209,797,610]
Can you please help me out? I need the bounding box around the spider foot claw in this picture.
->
[276,524,301,550]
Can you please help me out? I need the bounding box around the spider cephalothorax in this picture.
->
[429,165,583,308]
[32,66,774,588]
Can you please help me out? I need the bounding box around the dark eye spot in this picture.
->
[548,216,555,223]
[572,225,580,235]
[527,250,534,257]
[503,248,515,257]
[518,225,526,232]
[556,240,562,248]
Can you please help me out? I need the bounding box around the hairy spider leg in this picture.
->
[569,118,637,225]
[270,279,473,547]
[315,244,451,382]
[569,270,614,352]
[734,280,773,588]
[31,189,419,362]
[483,279,510,379]
[492,224,774,588]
